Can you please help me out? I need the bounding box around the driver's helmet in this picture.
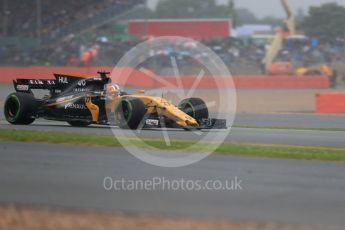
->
[107,83,120,96]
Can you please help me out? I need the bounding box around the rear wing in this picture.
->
[13,72,111,95]
[13,78,63,98]
[14,79,57,92]
[13,74,93,94]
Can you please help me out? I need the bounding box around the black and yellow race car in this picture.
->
[4,72,226,130]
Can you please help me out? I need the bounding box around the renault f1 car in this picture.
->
[4,72,226,130]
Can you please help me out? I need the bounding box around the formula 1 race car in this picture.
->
[4,72,226,130]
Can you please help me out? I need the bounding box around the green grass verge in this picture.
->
[0,129,345,161]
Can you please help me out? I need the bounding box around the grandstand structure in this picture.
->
[0,0,144,46]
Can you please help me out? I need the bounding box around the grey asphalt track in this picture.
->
[0,141,344,226]
[1,120,345,147]
[235,112,345,129]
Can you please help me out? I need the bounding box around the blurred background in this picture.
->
[1,0,345,77]
[2,0,345,113]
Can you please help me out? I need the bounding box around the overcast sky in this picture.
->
[147,0,345,18]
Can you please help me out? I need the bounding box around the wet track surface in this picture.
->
[235,112,345,129]
[0,141,344,226]
[1,84,345,226]
[1,120,345,147]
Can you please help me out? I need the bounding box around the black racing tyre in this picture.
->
[178,98,209,121]
[4,92,37,125]
[67,121,91,127]
[115,97,146,129]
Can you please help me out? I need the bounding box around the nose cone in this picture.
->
[186,119,199,127]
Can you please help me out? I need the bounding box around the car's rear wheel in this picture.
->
[115,97,146,129]
[178,97,209,121]
[4,92,37,125]
[67,121,91,127]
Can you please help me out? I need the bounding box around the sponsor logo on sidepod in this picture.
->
[16,85,29,91]
[64,103,87,110]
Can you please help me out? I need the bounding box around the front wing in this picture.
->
[143,118,227,130]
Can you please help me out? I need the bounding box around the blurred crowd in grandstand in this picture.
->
[2,35,345,74]
[276,38,345,65]
[0,0,143,66]
[1,0,345,75]
[0,0,142,38]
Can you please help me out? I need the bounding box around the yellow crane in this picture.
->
[262,0,295,71]
[263,0,334,80]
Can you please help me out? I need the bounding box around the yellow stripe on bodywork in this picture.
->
[46,96,82,107]
[85,96,99,122]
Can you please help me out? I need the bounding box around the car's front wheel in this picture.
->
[115,97,146,129]
[178,97,209,121]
